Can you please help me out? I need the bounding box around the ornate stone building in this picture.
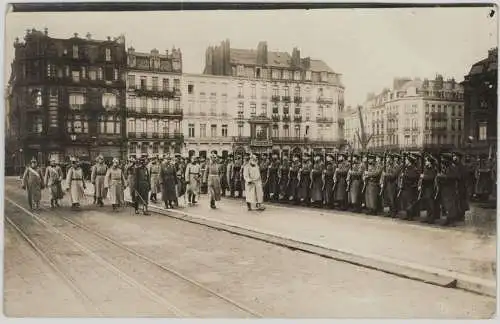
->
[125,47,183,158]
[462,48,497,156]
[203,40,346,156]
[360,75,465,153]
[8,28,127,165]
[182,73,233,159]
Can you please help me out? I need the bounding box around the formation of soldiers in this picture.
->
[22,149,496,227]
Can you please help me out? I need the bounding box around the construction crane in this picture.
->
[355,105,373,151]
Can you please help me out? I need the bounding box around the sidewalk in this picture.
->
[11,178,495,296]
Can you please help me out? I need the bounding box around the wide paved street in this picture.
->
[3,177,496,318]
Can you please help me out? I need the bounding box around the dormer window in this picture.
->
[73,45,78,59]
[105,48,111,61]
[237,65,244,76]
[34,89,42,107]
[283,70,289,80]
[305,71,312,81]
[294,71,301,81]
[256,68,261,78]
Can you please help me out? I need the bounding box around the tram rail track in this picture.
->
[4,194,262,318]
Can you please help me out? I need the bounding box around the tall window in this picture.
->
[294,125,300,137]
[102,93,116,108]
[238,84,244,97]
[188,123,195,137]
[69,93,85,110]
[97,68,103,80]
[250,103,256,117]
[261,103,267,116]
[152,143,159,153]
[140,77,147,89]
[272,103,278,114]
[283,124,290,137]
[128,119,136,133]
[272,85,279,97]
[210,124,217,137]
[305,71,312,81]
[174,99,180,111]
[222,125,228,137]
[200,124,206,137]
[140,97,147,110]
[89,69,97,80]
[272,125,279,138]
[105,48,111,61]
[295,85,301,97]
[173,79,180,91]
[152,77,159,90]
[33,116,43,133]
[128,75,135,88]
[238,102,244,118]
[153,119,159,133]
[99,116,120,134]
[284,86,289,97]
[152,98,159,112]
[283,104,289,115]
[163,78,170,91]
[72,71,80,82]
[73,45,78,59]
[237,124,243,136]
[251,84,256,98]
[479,122,487,141]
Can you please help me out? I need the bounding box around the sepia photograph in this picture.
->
[2,1,498,319]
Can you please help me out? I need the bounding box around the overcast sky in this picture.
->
[4,7,498,106]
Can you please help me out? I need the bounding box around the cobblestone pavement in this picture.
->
[3,179,496,318]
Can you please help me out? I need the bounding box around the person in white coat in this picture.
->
[65,156,86,209]
[105,158,127,211]
[243,154,265,211]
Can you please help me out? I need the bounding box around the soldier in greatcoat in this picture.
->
[159,155,178,209]
[475,154,494,201]
[259,154,270,201]
[65,156,86,210]
[241,153,251,199]
[381,154,400,217]
[185,156,201,204]
[287,154,301,203]
[435,153,459,226]
[243,154,266,211]
[203,150,222,209]
[323,154,335,208]
[125,156,136,206]
[219,155,229,197]
[131,156,150,215]
[44,158,64,208]
[418,154,438,223]
[105,158,127,211]
[267,152,280,201]
[91,155,108,207]
[310,153,324,207]
[397,153,420,220]
[148,156,161,203]
[199,157,208,195]
[297,153,312,206]
[347,154,364,212]
[278,155,290,201]
[332,153,349,210]
[363,154,382,215]
[451,152,469,221]
[22,157,44,210]
[176,156,187,205]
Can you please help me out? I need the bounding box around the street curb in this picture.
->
[124,199,496,298]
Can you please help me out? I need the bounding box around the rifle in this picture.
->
[434,153,442,200]
[346,154,353,193]
[361,154,368,196]
[416,152,425,201]
[379,152,387,196]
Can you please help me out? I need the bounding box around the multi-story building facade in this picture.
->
[203,40,346,156]
[360,76,465,152]
[125,47,183,158]
[9,28,127,165]
[342,105,361,151]
[462,48,497,156]
[182,73,233,158]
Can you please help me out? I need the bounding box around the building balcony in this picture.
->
[293,115,303,122]
[430,112,448,120]
[82,102,105,112]
[271,114,280,122]
[317,97,334,104]
[271,136,308,144]
[134,87,176,98]
[316,117,333,123]
[294,96,302,104]
[282,114,291,122]
[403,127,411,132]
[271,95,281,102]
[250,139,272,147]
[235,114,244,120]
[126,108,183,118]
[282,96,291,102]
[69,104,84,111]
[128,132,136,138]
[249,114,272,123]
[232,136,251,144]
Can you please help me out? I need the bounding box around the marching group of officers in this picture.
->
[21,149,496,227]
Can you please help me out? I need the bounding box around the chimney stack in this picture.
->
[86,32,92,40]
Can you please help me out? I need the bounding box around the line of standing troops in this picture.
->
[218,151,496,226]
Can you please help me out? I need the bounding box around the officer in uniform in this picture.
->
[451,151,469,222]
[267,152,281,201]
[310,153,324,207]
[241,153,251,199]
[132,155,151,215]
[259,153,270,201]
[363,153,382,215]
[125,156,136,206]
[323,154,335,208]
[203,150,223,209]
[225,154,234,197]
[297,153,312,206]
[278,154,290,201]
[435,153,459,226]
[148,155,161,203]
[229,154,243,198]
[397,153,420,220]
[91,155,108,207]
[347,154,364,212]
[333,153,349,210]
[380,153,400,217]
[418,153,438,223]
[219,155,229,197]
[288,154,301,203]
[199,157,208,194]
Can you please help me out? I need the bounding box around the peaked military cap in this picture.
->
[30,157,37,163]
[326,154,334,159]
[211,150,218,155]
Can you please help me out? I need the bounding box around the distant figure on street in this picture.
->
[185,156,201,204]
[148,155,161,203]
[91,155,108,207]
[159,155,178,209]
[22,157,44,210]
[44,158,64,208]
[132,156,151,215]
[203,151,222,209]
[65,157,86,210]
[105,158,127,211]
[243,154,265,211]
